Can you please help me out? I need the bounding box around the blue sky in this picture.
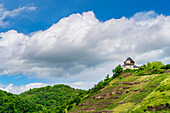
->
[1,0,170,34]
[0,0,170,94]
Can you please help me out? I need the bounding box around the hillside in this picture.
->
[0,90,46,113]
[0,62,169,113]
[68,62,170,113]
[20,84,86,112]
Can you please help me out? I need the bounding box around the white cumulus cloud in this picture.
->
[0,10,169,82]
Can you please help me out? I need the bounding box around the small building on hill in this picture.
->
[122,57,139,70]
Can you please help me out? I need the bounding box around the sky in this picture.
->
[0,0,170,94]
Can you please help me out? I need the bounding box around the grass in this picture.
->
[104,84,118,90]
[132,77,170,112]
[121,76,140,82]
[112,102,135,113]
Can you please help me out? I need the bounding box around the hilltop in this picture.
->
[0,89,47,112]
[0,84,86,113]
[20,84,86,112]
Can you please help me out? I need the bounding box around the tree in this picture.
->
[104,74,110,85]
[112,64,123,78]
[147,62,152,70]
[152,61,164,69]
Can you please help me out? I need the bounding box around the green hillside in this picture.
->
[0,90,46,113]
[68,62,170,113]
[20,84,86,112]
[0,61,169,113]
[132,77,170,112]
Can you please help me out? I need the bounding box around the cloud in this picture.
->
[0,83,48,94]
[67,81,95,90]
[132,10,158,21]
[0,11,170,81]
[0,81,95,94]
[0,4,36,27]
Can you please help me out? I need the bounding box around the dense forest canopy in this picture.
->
[0,90,46,113]
[20,84,86,112]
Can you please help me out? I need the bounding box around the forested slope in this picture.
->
[0,90,46,113]
[20,84,86,112]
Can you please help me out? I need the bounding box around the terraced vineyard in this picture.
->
[69,72,170,113]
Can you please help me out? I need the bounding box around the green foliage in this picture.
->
[104,74,110,85]
[67,104,73,110]
[88,80,105,94]
[69,61,169,113]
[161,64,170,69]
[0,90,46,113]
[69,72,169,113]
[124,68,138,73]
[134,61,165,76]
[132,77,170,112]
[124,68,132,73]
[0,61,169,113]
[146,61,164,70]
[73,97,81,105]
[151,61,164,69]
[112,64,123,78]
[112,102,135,113]
[87,74,111,95]
[87,65,123,95]
[20,84,86,112]
[119,76,123,79]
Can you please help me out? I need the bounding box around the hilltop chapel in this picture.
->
[122,57,139,70]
